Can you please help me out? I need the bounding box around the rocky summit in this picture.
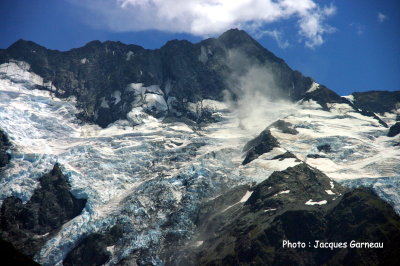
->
[0,29,313,127]
[0,29,400,265]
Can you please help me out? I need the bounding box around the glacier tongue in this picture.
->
[1,61,400,265]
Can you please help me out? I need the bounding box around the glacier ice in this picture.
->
[1,61,400,265]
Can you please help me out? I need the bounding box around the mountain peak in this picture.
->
[218,28,257,48]
[7,39,45,51]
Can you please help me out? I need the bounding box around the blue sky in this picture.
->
[0,0,399,95]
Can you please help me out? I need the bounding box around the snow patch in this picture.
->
[306,82,320,93]
[126,51,134,61]
[80,58,87,64]
[112,90,121,105]
[343,94,354,103]
[194,241,204,247]
[273,190,290,197]
[305,199,327,205]
[239,190,253,203]
[325,190,335,195]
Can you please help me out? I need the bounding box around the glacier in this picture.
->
[0,61,400,265]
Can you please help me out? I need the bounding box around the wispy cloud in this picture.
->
[377,12,387,23]
[350,22,365,35]
[254,29,290,49]
[68,0,337,48]
[298,4,336,48]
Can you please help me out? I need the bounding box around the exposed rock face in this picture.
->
[0,164,86,257]
[0,29,313,127]
[269,120,298,135]
[388,122,400,137]
[317,144,331,153]
[352,91,400,114]
[303,86,388,127]
[242,129,279,165]
[271,151,298,161]
[0,239,40,265]
[303,85,351,111]
[180,164,400,266]
[63,225,123,266]
[0,129,11,169]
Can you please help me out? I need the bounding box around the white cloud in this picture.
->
[377,12,387,23]
[298,4,336,48]
[68,0,337,48]
[254,30,290,49]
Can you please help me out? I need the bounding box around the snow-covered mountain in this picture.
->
[1,30,400,265]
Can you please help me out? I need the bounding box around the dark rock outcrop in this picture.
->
[271,151,298,161]
[307,154,327,159]
[303,85,389,127]
[175,164,400,266]
[0,238,40,265]
[303,85,351,111]
[0,129,11,169]
[317,144,331,153]
[351,91,400,114]
[242,129,279,165]
[63,225,123,266]
[269,120,298,135]
[0,29,314,127]
[388,122,400,137]
[0,164,86,257]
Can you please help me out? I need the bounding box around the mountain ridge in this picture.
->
[0,29,314,127]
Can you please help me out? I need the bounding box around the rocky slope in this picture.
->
[174,164,400,266]
[351,91,400,114]
[0,164,86,257]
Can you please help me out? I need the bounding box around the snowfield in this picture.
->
[0,62,399,265]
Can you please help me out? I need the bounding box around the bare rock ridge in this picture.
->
[351,91,400,114]
[388,122,400,137]
[0,29,390,128]
[172,164,400,266]
[0,164,86,257]
[0,29,315,127]
[242,129,280,165]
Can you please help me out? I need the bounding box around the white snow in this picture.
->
[305,199,327,205]
[306,82,320,93]
[126,51,134,61]
[221,190,253,213]
[325,190,335,195]
[112,90,121,104]
[239,190,253,203]
[80,58,87,64]
[343,94,354,103]
[144,93,168,112]
[194,241,204,247]
[273,190,290,197]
